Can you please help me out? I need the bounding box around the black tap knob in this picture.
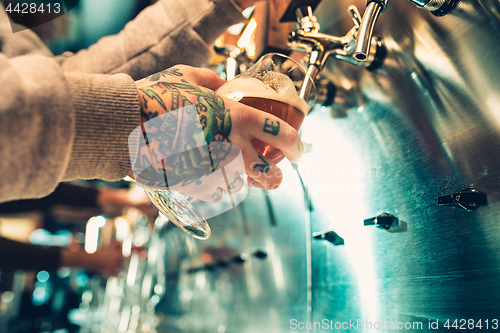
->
[187,267,202,274]
[438,187,487,211]
[364,213,398,230]
[313,231,344,245]
[233,253,249,264]
[252,250,268,259]
[204,263,216,271]
[216,258,232,267]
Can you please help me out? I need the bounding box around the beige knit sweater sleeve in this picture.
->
[0,0,245,202]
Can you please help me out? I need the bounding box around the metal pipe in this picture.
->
[353,2,382,61]
[299,64,320,104]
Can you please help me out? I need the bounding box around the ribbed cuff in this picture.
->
[63,72,141,181]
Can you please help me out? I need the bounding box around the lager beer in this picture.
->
[218,76,310,163]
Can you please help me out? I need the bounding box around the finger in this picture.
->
[178,66,227,91]
[247,176,265,189]
[224,172,244,193]
[249,114,304,164]
[227,99,304,164]
[168,171,229,203]
[210,188,224,203]
[179,187,220,203]
[240,143,283,190]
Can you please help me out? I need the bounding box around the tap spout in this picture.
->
[287,3,387,82]
[289,30,347,68]
[353,0,388,61]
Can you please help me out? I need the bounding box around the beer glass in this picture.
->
[216,53,317,164]
[142,53,315,241]
[143,188,211,239]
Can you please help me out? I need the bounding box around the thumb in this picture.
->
[186,67,227,91]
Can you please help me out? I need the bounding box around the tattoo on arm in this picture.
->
[212,192,221,201]
[148,68,183,81]
[228,177,242,190]
[134,78,233,189]
[263,118,280,136]
[297,141,300,151]
[140,88,168,112]
[251,155,270,173]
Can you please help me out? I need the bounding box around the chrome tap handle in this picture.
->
[353,0,388,61]
[296,6,320,32]
[348,5,362,30]
[366,0,390,12]
[287,1,387,73]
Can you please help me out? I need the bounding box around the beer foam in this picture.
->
[217,76,309,115]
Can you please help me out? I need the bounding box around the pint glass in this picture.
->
[217,53,316,163]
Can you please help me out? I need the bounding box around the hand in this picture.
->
[131,65,304,201]
[60,241,124,276]
[85,241,125,276]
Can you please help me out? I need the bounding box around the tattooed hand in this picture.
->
[131,65,304,201]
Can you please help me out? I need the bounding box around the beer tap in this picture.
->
[287,3,387,83]
[353,0,388,62]
[285,0,457,78]
[214,17,258,80]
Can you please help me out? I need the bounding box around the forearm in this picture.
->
[0,54,73,202]
[62,72,141,181]
[59,249,91,269]
[57,0,246,80]
[60,241,124,276]
[0,54,140,203]
[0,237,61,271]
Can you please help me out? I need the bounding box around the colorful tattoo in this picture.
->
[133,78,233,189]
